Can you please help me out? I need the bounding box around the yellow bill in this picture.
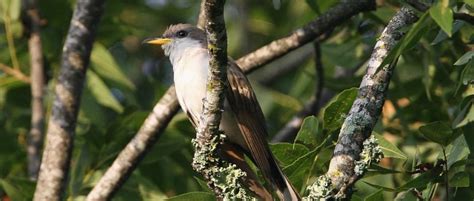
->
[143,38,172,45]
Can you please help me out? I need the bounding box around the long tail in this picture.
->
[269,157,301,201]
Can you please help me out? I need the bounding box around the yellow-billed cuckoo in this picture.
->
[144,24,300,201]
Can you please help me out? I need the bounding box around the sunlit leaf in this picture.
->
[91,43,135,90]
[454,51,474,66]
[460,59,474,86]
[165,192,215,201]
[418,121,454,146]
[322,88,358,131]
[453,99,474,128]
[374,133,407,160]
[446,135,470,168]
[86,70,124,113]
[0,0,21,21]
[429,2,453,37]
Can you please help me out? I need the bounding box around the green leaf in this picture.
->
[429,2,454,37]
[0,178,35,201]
[0,0,21,21]
[418,121,454,146]
[91,43,135,90]
[86,71,124,113]
[460,59,474,86]
[271,143,310,167]
[431,20,464,45]
[378,12,430,71]
[364,189,384,201]
[453,99,474,128]
[282,148,318,191]
[294,116,320,147]
[450,171,470,187]
[165,192,215,201]
[322,88,358,131]
[363,181,396,192]
[455,51,474,66]
[465,0,474,6]
[394,190,418,201]
[446,135,470,168]
[397,168,442,191]
[366,164,402,176]
[374,133,407,160]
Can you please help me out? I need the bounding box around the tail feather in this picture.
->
[269,157,301,201]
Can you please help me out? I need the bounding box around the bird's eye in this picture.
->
[176,30,188,38]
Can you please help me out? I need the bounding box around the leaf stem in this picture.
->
[442,147,449,200]
[3,13,22,71]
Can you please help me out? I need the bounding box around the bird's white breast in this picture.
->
[173,47,209,120]
[170,44,246,147]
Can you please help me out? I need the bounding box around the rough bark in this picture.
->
[191,0,229,197]
[325,7,418,197]
[86,87,179,201]
[33,0,105,200]
[86,0,376,198]
[24,0,45,181]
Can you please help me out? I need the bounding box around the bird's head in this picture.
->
[143,24,207,57]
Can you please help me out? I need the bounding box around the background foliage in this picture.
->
[0,0,473,200]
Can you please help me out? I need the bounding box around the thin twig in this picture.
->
[33,0,106,200]
[0,63,31,83]
[24,0,46,181]
[312,41,324,114]
[3,13,21,70]
[442,147,449,200]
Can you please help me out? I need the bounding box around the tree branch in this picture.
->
[312,7,419,199]
[236,0,375,73]
[405,0,474,25]
[85,87,179,201]
[23,0,46,181]
[0,63,31,83]
[190,0,252,199]
[86,1,376,199]
[33,0,105,200]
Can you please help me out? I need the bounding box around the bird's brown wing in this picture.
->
[225,60,288,195]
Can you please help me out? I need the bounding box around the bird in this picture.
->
[144,23,300,201]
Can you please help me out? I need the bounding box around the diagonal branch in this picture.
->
[33,0,106,200]
[85,87,179,201]
[308,7,419,199]
[236,0,375,73]
[86,0,376,199]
